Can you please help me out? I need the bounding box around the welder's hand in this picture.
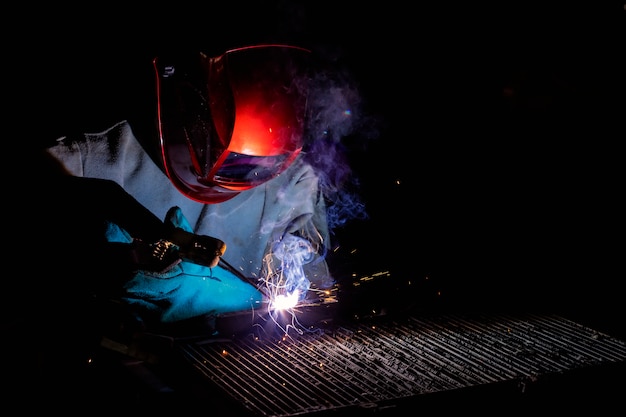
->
[104,206,263,323]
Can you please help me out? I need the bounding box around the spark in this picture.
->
[257,234,318,336]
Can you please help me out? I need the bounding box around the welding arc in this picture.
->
[218,257,270,299]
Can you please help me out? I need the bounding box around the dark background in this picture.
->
[13,2,625,340]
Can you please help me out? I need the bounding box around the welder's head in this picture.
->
[153,45,312,204]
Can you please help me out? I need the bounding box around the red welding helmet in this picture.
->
[153,45,312,204]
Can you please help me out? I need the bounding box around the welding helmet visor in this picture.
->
[154,45,311,204]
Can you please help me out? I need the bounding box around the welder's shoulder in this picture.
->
[47,120,138,156]
[34,145,74,176]
[44,120,149,177]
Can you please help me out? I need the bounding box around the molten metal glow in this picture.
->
[270,290,300,311]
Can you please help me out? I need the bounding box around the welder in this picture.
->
[38,44,346,333]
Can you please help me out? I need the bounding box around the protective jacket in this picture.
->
[45,120,332,322]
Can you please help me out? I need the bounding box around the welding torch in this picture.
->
[128,225,267,297]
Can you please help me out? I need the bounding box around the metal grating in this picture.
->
[178,313,626,416]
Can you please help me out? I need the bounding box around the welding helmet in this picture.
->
[153,45,312,204]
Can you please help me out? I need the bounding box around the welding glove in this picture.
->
[105,206,263,324]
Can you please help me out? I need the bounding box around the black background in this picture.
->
[14,2,625,338]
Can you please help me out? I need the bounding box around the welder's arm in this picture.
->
[48,174,224,271]
[24,173,180,309]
